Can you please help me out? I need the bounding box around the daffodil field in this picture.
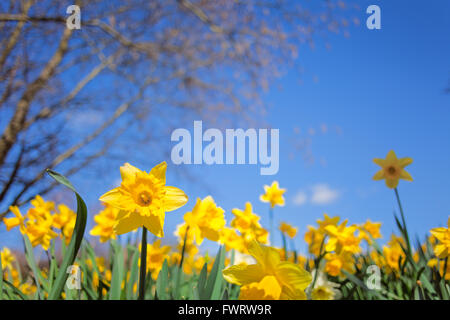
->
[1,151,449,300]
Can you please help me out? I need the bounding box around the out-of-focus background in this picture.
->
[0,0,449,253]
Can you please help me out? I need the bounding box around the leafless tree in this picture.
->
[0,0,352,219]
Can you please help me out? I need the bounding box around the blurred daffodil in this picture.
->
[259,181,286,208]
[279,222,298,239]
[430,217,450,258]
[373,150,413,189]
[183,196,225,245]
[90,205,119,243]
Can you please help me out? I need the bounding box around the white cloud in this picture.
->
[310,184,339,205]
[293,191,307,206]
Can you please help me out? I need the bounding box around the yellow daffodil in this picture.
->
[1,247,15,270]
[427,258,450,280]
[373,150,413,189]
[230,202,268,249]
[223,240,312,300]
[231,202,261,234]
[25,211,58,250]
[316,214,340,232]
[259,181,286,208]
[174,223,199,257]
[430,217,450,258]
[183,196,225,245]
[52,204,76,230]
[325,221,361,254]
[220,227,245,252]
[53,204,76,245]
[304,226,325,256]
[3,206,26,232]
[90,205,119,243]
[324,251,355,277]
[143,240,171,280]
[27,195,55,220]
[279,222,298,239]
[381,235,406,273]
[358,219,382,243]
[99,162,188,237]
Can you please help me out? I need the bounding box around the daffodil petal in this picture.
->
[275,261,312,292]
[399,169,413,181]
[399,157,413,168]
[149,161,167,183]
[372,169,385,180]
[239,275,282,300]
[164,186,188,212]
[222,264,264,285]
[143,212,164,238]
[114,211,142,234]
[385,178,398,189]
[248,240,280,272]
[120,163,141,181]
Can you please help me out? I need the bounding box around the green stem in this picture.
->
[179,226,190,269]
[269,207,274,245]
[138,227,147,300]
[394,188,412,254]
[281,232,288,260]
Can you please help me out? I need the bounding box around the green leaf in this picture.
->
[156,259,169,300]
[23,234,48,298]
[203,246,225,300]
[126,246,140,300]
[109,240,124,300]
[47,170,87,300]
[196,263,208,299]
[2,279,28,300]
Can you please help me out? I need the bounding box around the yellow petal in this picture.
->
[114,211,142,234]
[399,169,413,181]
[222,264,264,285]
[163,186,188,212]
[430,227,447,242]
[99,188,123,204]
[385,150,397,163]
[373,158,385,167]
[120,163,141,181]
[279,286,308,300]
[143,212,165,238]
[372,169,385,181]
[275,261,312,292]
[149,161,167,183]
[385,178,398,189]
[399,157,413,168]
[239,275,282,300]
[248,240,280,272]
[3,217,20,231]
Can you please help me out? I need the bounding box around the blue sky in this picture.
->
[1,0,449,254]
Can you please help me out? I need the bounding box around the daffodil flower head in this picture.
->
[90,205,119,243]
[279,222,298,239]
[222,240,312,300]
[3,206,26,232]
[430,217,450,259]
[259,181,286,208]
[183,196,226,245]
[99,161,188,237]
[373,150,413,189]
